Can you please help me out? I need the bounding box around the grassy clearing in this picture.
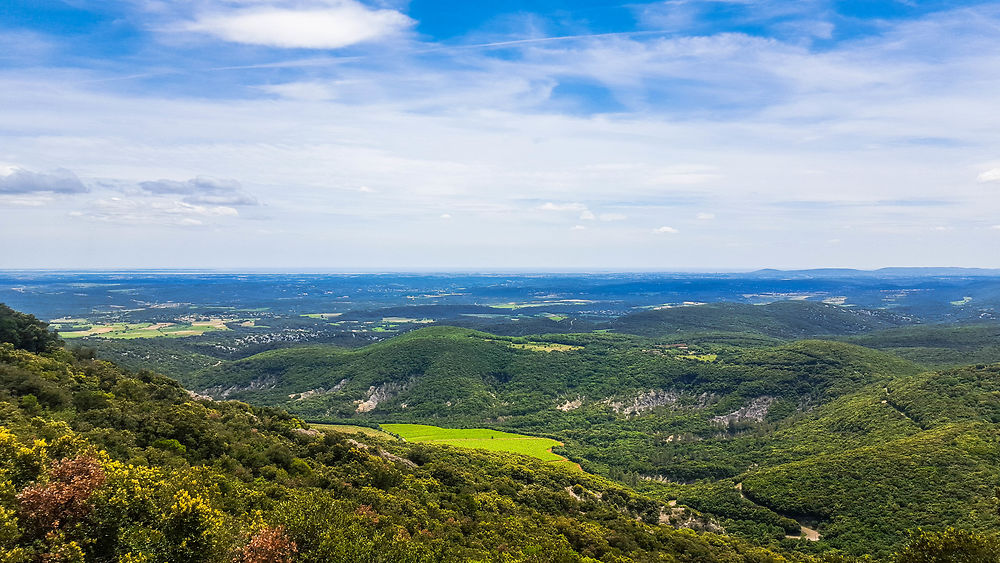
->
[679,353,718,362]
[381,423,576,468]
[301,313,342,319]
[310,423,395,439]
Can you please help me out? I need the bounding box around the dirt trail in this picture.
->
[735,482,821,541]
[789,525,821,541]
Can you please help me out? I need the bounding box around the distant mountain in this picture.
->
[746,267,1000,279]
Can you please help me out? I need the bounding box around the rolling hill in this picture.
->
[177,320,1000,556]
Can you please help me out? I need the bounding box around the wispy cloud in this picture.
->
[539,202,588,212]
[138,176,258,206]
[74,197,241,227]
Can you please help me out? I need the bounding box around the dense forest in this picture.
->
[175,328,1000,557]
[1,304,999,561]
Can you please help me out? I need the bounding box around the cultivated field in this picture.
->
[381,423,576,468]
[56,319,230,339]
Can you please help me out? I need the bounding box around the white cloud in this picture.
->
[77,197,240,226]
[440,213,452,219]
[977,168,1000,183]
[0,167,87,194]
[579,209,596,220]
[653,226,679,234]
[184,0,413,49]
[571,224,586,230]
[696,212,715,220]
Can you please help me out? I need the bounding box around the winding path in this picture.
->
[735,482,821,541]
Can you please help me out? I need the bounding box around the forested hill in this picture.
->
[184,325,1000,558]
[611,301,913,339]
[2,303,999,561]
[0,303,844,562]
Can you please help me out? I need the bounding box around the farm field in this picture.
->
[381,423,575,467]
[310,423,395,439]
[56,318,229,339]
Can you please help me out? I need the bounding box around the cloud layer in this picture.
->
[1,2,999,268]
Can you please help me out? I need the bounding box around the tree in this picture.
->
[0,304,60,353]
[895,528,1000,563]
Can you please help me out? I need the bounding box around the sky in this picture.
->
[1,0,1000,270]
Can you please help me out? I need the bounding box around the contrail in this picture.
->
[73,29,674,83]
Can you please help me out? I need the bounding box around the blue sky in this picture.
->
[2,0,1000,270]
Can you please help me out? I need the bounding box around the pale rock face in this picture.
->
[606,390,680,416]
[288,378,348,401]
[556,397,584,411]
[355,380,409,413]
[711,396,776,425]
[603,390,717,416]
[200,376,276,399]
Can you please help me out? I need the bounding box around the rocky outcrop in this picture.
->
[607,390,680,415]
[557,396,584,411]
[346,439,416,468]
[356,380,410,413]
[288,378,349,401]
[200,376,276,399]
[658,502,724,534]
[186,389,214,401]
[711,396,776,425]
[604,390,717,416]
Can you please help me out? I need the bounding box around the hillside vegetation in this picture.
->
[7,301,1000,560]
[844,323,1000,367]
[186,324,1000,557]
[1,303,861,562]
[611,302,912,339]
